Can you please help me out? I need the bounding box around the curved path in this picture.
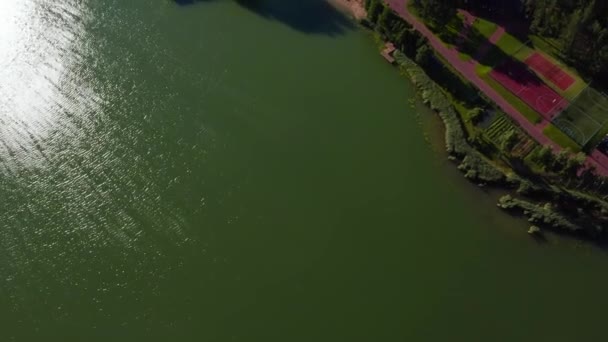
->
[384,0,608,175]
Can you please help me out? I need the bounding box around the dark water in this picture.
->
[1,0,608,341]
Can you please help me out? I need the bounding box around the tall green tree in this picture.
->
[366,0,383,23]
[414,0,456,28]
[415,44,433,67]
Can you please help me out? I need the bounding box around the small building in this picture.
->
[381,42,396,64]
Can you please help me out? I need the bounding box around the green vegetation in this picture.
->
[365,0,429,59]
[498,195,581,233]
[524,0,608,84]
[411,0,456,29]
[472,18,497,39]
[494,33,530,58]
[498,190,608,240]
[394,51,504,183]
[394,51,468,155]
[543,124,582,152]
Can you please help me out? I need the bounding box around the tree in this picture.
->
[533,145,555,170]
[524,0,608,83]
[499,130,519,154]
[552,148,571,173]
[577,165,597,189]
[366,0,383,23]
[467,107,485,124]
[415,0,457,28]
[563,152,586,178]
[377,6,392,34]
[415,44,433,67]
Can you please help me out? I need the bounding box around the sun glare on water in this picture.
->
[0,0,99,168]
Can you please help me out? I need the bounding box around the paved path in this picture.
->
[384,0,608,175]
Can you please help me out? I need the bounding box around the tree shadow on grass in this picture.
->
[461,4,529,41]
[457,25,548,90]
[174,0,354,36]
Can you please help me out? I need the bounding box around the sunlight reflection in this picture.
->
[0,0,98,168]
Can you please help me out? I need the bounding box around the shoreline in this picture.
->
[327,0,366,21]
[361,2,608,243]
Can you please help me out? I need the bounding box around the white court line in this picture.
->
[515,85,528,96]
[541,94,565,117]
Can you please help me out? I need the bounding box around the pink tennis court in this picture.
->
[525,52,575,91]
[490,60,569,120]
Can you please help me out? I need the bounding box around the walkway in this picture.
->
[384,0,608,176]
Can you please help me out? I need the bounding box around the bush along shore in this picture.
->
[362,0,608,244]
[394,51,504,184]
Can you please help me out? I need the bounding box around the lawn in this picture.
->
[458,51,473,62]
[472,17,497,39]
[495,33,530,57]
[543,124,582,152]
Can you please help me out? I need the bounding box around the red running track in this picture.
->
[525,52,575,91]
[489,60,569,121]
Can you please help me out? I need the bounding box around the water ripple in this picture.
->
[0,0,192,307]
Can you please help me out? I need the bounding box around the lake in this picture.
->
[1,0,608,341]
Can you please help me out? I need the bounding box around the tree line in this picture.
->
[365,0,432,65]
[523,0,608,83]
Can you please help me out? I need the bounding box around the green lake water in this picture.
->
[1,0,608,340]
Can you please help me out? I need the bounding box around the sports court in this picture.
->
[490,60,569,121]
[525,52,575,91]
[552,87,608,146]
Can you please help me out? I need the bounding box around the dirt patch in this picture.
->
[327,0,366,21]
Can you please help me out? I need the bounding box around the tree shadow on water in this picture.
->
[174,0,354,36]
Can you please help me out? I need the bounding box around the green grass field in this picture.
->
[458,51,473,62]
[472,18,497,39]
[543,124,582,152]
[495,33,531,57]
